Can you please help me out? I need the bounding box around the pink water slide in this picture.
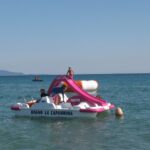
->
[48,75,108,106]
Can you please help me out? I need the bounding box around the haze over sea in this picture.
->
[0,74,150,150]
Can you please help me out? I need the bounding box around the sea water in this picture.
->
[0,74,150,150]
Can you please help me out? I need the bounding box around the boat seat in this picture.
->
[61,102,72,109]
[40,96,51,103]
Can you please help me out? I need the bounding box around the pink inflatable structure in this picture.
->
[48,75,115,113]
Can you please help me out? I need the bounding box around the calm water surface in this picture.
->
[0,74,150,150]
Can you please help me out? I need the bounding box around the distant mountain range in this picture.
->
[0,70,24,76]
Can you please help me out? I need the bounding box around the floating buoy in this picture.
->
[115,107,124,116]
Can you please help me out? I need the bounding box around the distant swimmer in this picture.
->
[66,67,74,79]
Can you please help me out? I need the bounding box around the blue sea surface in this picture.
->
[0,74,150,150]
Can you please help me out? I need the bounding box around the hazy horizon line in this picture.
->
[0,72,150,77]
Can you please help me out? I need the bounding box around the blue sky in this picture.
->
[0,0,150,74]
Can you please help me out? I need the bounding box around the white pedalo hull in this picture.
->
[13,109,97,118]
